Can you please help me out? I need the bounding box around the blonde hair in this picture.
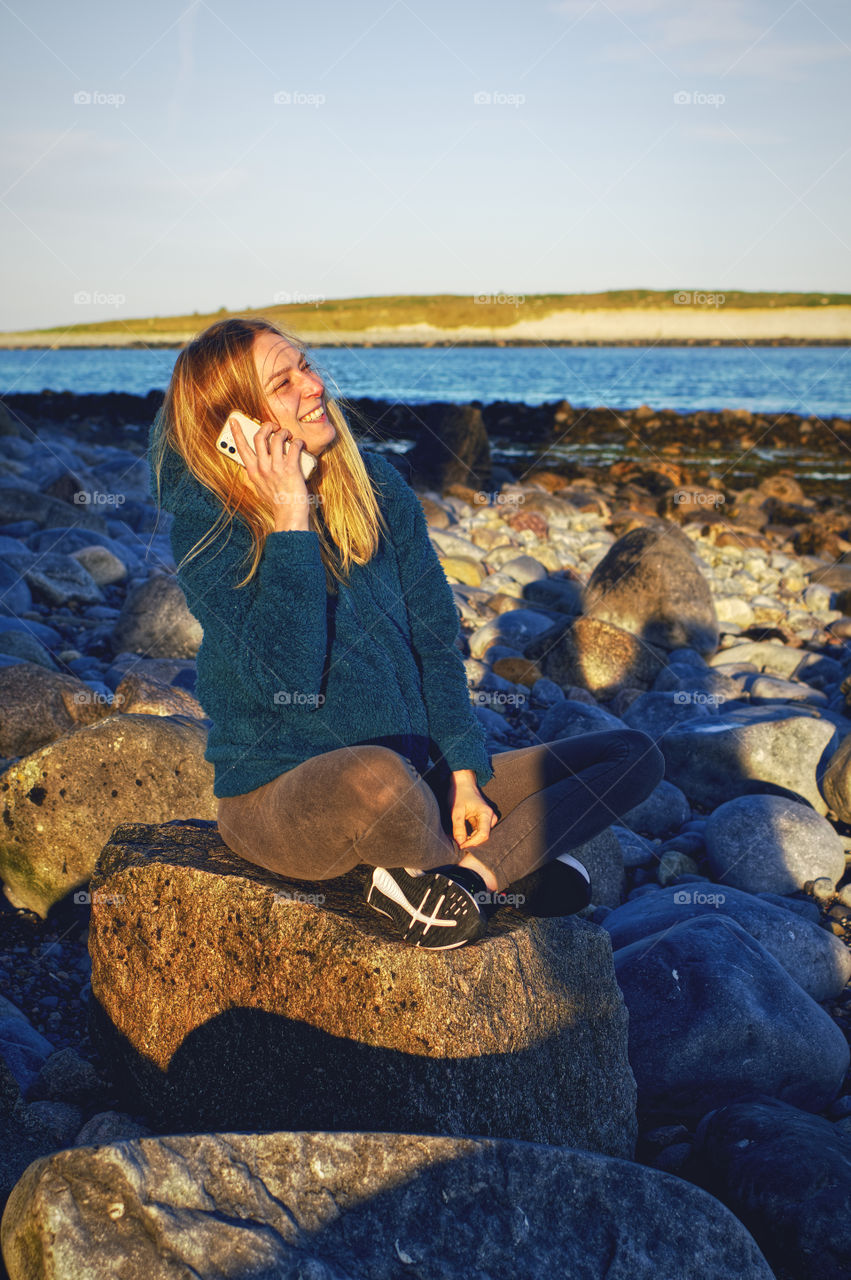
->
[149,316,388,593]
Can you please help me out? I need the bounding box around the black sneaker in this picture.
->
[364,864,490,949]
[504,852,592,918]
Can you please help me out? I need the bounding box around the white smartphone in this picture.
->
[216,410,318,481]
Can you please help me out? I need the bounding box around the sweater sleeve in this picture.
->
[372,456,494,788]
[169,494,328,712]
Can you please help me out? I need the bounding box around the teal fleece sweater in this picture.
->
[147,423,494,799]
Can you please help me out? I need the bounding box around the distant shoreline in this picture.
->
[2,305,850,349]
[0,338,848,349]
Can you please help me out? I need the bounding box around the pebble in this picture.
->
[705,795,846,895]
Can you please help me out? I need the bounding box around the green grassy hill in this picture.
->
[13,289,851,340]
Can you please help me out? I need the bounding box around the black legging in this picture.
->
[217,729,665,892]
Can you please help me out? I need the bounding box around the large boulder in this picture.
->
[582,524,719,656]
[658,708,837,814]
[602,882,851,1002]
[111,573,202,659]
[525,615,666,700]
[407,403,492,492]
[613,915,849,1123]
[0,663,112,758]
[0,715,216,917]
[87,820,637,1156]
[536,698,625,742]
[819,730,851,822]
[705,794,847,894]
[622,689,719,742]
[687,1097,851,1280]
[1,1131,775,1280]
[111,673,207,720]
[619,779,691,839]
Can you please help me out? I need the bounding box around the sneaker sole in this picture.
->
[366,867,486,950]
[556,853,591,885]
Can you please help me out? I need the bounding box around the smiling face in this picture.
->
[252,330,337,455]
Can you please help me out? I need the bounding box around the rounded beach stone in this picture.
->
[111,673,207,720]
[705,794,846,895]
[469,608,557,660]
[70,544,128,587]
[112,573,202,659]
[0,661,112,758]
[536,697,624,742]
[659,710,837,815]
[688,1097,851,1280]
[582,524,719,655]
[613,915,849,1122]
[819,730,851,822]
[0,714,216,917]
[602,882,851,1002]
[0,562,32,618]
[23,552,105,607]
[622,690,719,742]
[0,630,58,671]
[620,779,691,839]
[525,615,666,699]
[1,1131,774,1280]
[87,820,637,1156]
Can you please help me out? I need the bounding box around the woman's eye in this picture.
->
[273,363,310,392]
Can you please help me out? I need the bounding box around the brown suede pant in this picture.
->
[216,729,665,892]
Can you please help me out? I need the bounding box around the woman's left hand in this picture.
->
[447,774,498,849]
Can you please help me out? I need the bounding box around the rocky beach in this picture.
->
[0,389,850,1278]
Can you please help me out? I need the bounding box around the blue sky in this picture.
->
[1,0,849,330]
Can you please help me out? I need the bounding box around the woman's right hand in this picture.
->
[231,419,311,532]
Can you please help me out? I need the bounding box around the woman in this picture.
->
[148,317,665,950]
